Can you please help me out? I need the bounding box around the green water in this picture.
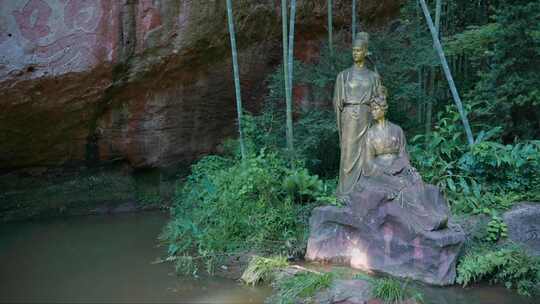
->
[0,212,535,303]
[0,212,267,303]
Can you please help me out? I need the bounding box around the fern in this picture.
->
[457,246,540,296]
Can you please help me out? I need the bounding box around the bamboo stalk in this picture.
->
[288,0,296,92]
[418,66,423,124]
[282,0,294,156]
[226,0,246,159]
[328,0,333,55]
[418,0,474,146]
[352,0,357,43]
[425,68,434,140]
[435,0,442,37]
[287,0,296,155]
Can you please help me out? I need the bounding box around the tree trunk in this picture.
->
[226,0,246,159]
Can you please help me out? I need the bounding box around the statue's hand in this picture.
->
[383,164,402,175]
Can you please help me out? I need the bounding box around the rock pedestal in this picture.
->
[306,194,465,285]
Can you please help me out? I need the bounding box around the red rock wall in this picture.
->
[0,0,402,170]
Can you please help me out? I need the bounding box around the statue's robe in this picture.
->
[333,66,381,196]
[355,122,449,231]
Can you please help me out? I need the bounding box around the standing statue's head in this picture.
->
[371,86,388,121]
[353,32,370,66]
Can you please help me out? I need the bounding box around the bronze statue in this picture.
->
[334,32,382,197]
[306,54,465,286]
[353,87,449,231]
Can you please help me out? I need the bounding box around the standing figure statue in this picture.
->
[334,32,382,197]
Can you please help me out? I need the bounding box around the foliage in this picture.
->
[456,246,540,296]
[467,0,540,141]
[291,109,340,178]
[445,23,499,64]
[241,255,289,286]
[296,41,352,103]
[283,168,323,204]
[409,105,540,214]
[244,96,340,178]
[160,151,330,275]
[270,272,334,304]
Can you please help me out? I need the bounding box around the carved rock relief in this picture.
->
[1,0,120,79]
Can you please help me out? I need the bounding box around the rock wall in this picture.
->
[0,0,402,171]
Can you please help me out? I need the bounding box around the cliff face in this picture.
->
[0,0,401,171]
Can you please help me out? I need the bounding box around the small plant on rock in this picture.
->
[241,255,289,286]
[371,277,424,304]
[485,214,508,243]
[271,272,334,304]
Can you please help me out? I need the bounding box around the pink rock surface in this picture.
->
[306,203,465,286]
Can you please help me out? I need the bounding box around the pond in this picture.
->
[0,212,534,304]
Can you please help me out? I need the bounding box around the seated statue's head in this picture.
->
[353,32,370,65]
[371,86,388,121]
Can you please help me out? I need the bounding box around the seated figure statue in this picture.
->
[306,86,464,286]
[350,86,449,232]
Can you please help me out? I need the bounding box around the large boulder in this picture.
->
[305,203,465,286]
[503,202,540,256]
[0,0,402,171]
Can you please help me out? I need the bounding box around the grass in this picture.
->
[353,274,424,304]
[271,272,334,304]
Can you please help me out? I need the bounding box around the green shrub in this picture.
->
[283,168,323,204]
[410,105,540,214]
[456,246,540,296]
[160,151,328,275]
